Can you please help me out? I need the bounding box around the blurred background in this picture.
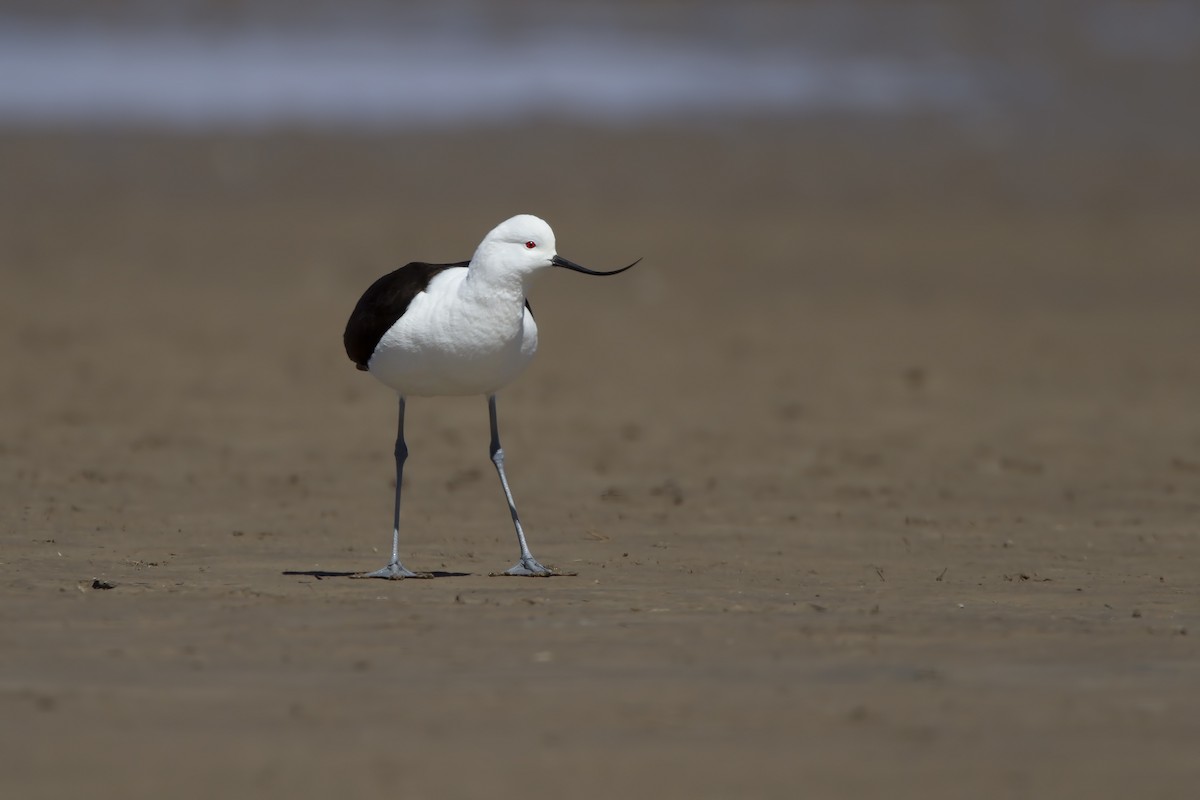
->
[3,1,1197,297]
[3,0,1199,139]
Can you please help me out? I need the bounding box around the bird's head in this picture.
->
[472,214,640,281]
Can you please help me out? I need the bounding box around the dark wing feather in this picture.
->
[343,261,469,370]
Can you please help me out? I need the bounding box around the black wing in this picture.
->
[343,261,469,370]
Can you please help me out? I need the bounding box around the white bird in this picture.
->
[343,214,639,579]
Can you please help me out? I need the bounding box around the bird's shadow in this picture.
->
[282,570,471,580]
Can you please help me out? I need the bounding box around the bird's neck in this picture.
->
[461,263,530,309]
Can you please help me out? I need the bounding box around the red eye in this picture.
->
[524,241,536,249]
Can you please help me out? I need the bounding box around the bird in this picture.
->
[343,214,639,579]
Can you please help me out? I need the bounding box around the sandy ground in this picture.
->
[2,125,1199,799]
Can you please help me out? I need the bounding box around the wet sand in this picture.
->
[2,125,1199,798]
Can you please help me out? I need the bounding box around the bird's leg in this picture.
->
[355,396,431,579]
[488,394,554,577]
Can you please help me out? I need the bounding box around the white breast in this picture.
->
[368,268,539,397]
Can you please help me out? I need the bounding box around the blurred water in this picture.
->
[0,25,979,128]
[0,1,1197,138]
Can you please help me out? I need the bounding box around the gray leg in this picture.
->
[488,394,553,576]
[355,396,430,579]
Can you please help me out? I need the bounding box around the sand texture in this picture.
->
[2,126,1199,798]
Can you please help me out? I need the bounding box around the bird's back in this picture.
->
[346,261,538,396]
[343,261,469,371]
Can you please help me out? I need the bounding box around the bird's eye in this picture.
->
[524,241,536,249]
